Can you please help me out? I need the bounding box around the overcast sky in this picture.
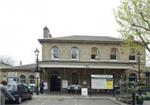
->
[0,0,121,65]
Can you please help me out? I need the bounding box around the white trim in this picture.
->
[51,47,59,60]
[39,63,133,69]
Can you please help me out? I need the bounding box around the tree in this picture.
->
[0,56,14,66]
[115,0,150,52]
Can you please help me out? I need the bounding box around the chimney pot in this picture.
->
[43,26,52,38]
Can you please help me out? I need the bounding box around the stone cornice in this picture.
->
[38,39,122,44]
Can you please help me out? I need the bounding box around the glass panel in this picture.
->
[91,47,98,59]
[110,55,116,60]
[110,48,117,60]
[72,73,79,84]
[129,48,135,60]
[129,55,135,60]
[52,47,59,59]
[29,75,35,84]
[20,75,26,83]
[71,47,79,59]
[53,47,59,58]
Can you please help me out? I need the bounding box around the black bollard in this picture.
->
[132,93,136,105]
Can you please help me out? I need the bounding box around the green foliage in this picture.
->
[115,0,150,52]
[122,81,139,93]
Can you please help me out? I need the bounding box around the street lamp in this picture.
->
[34,48,39,95]
[137,52,141,82]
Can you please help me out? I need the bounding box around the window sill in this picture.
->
[52,58,60,60]
[71,59,79,60]
[109,59,118,61]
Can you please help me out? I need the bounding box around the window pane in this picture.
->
[111,55,116,60]
[20,75,26,83]
[91,54,96,59]
[129,55,135,60]
[52,47,59,59]
[71,48,79,59]
[110,48,117,60]
[71,73,79,84]
[129,49,135,60]
[91,47,98,59]
[29,75,35,84]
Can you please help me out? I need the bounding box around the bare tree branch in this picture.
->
[132,23,150,31]
[136,29,150,52]
[0,56,14,66]
[139,12,150,28]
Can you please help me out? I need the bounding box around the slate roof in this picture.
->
[1,64,36,71]
[52,35,121,41]
[39,35,122,43]
[0,63,11,69]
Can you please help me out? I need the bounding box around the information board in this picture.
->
[91,75,113,89]
[62,80,68,88]
[81,88,88,96]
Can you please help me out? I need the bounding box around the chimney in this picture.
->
[20,61,22,66]
[43,26,52,38]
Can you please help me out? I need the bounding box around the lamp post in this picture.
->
[137,52,141,82]
[34,48,39,95]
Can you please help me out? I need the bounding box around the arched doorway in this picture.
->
[50,71,61,92]
[128,73,137,82]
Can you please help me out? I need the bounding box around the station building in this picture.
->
[0,27,146,94]
[0,64,36,85]
[38,27,146,94]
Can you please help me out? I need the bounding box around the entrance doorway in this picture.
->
[129,73,137,82]
[50,71,61,92]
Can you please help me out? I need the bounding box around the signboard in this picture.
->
[62,80,68,88]
[91,75,113,89]
[44,82,48,90]
[81,88,88,96]
[35,73,40,78]
[7,77,18,84]
[106,79,113,89]
[8,72,17,77]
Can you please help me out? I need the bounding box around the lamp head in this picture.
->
[34,48,39,56]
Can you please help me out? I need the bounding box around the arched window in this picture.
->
[91,47,99,60]
[129,73,137,82]
[71,72,79,84]
[129,48,136,60]
[51,46,59,59]
[29,75,35,84]
[110,48,118,60]
[71,47,79,60]
[20,75,26,83]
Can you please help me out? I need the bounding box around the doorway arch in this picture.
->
[50,71,61,92]
[128,73,137,82]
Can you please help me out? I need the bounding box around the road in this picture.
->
[6,97,120,105]
[143,101,150,105]
[5,95,150,105]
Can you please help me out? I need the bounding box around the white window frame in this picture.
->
[91,47,99,60]
[51,47,59,60]
[71,47,79,60]
[129,48,136,61]
[110,48,118,60]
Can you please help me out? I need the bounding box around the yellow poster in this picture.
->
[35,78,40,85]
[106,80,113,89]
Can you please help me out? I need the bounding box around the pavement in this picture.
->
[33,94,127,105]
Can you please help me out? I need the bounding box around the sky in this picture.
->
[0,0,121,65]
